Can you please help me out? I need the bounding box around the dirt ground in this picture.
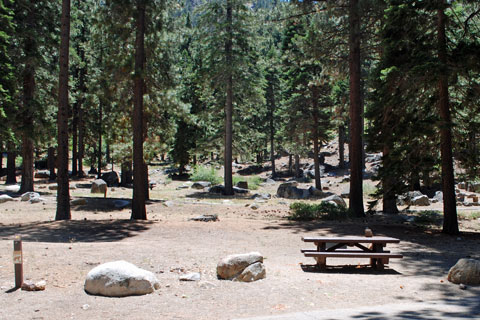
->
[1,157,480,320]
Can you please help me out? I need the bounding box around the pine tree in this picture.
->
[56,0,71,221]
[196,0,264,194]
[348,0,364,217]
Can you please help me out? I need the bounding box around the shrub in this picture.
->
[288,202,350,221]
[190,166,222,185]
[413,210,442,224]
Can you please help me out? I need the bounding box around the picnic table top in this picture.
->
[302,236,401,244]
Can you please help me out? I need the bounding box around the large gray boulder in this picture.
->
[84,261,160,297]
[434,191,443,202]
[251,193,271,201]
[21,192,40,202]
[234,262,266,282]
[91,179,107,195]
[308,186,324,197]
[0,194,14,203]
[5,185,20,192]
[277,181,308,199]
[469,182,480,193]
[411,195,430,206]
[236,181,248,189]
[321,194,347,207]
[233,186,249,194]
[217,252,264,281]
[340,187,350,198]
[191,181,211,189]
[100,171,120,187]
[447,258,480,285]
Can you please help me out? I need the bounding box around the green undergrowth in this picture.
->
[190,166,222,185]
[458,211,480,220]
[288,202,350,221]
[413,210,442,224]
[233,175,262,190]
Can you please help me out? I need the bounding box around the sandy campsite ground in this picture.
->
[1,160,480,320]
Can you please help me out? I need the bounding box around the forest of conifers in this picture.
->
[0,0,479,235]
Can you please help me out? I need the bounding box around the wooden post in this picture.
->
[13,235,23,288]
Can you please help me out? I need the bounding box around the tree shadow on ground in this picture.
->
[70,197,163,212]
[0,190,52,198]
[185,191,252,200]
[0,219,153,243]
[313,295,480,319]
[301,264,401,275]
[70,197,132,212]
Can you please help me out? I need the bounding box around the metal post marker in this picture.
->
[13,234,23,288]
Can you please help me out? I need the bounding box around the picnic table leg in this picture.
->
[372,243,386,270]
[315,242,327,269]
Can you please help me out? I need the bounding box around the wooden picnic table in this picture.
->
[301,236,403,270]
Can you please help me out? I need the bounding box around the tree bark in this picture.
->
[269,85,276,178]
[295,154,301,178]
[131,0,147,220]
[348,0,365,217]
[20,134,34,193]
[382,145,398,214]
[121,160,133,187]
[312,108,321,190]
[97,101,102,179]
[311,87,322,190]
[71,101,78,177]
[338,125,345,169]
[6,146,16,185]
[223,0,234,196]
[48,146,56,181]
[78,107,85,177]
[437,6,458,235]
[55,0,71,220]
[20,7,36,194]
[288,154,293,175]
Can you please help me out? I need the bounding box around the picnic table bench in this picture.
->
[302,236,403,270]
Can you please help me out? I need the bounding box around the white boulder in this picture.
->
[217,252,264,281]
[411,195,430,206]
[5,185,20,192]
[234,262,266,282]
[0,194,14,203]
[21,192,40,202]
[84,261,160,297]
[321,194,347,207]
[91,179,107,195]
[447,258,480,285]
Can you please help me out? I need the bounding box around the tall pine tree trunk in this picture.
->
[20,7,35,194]
[131,0,147,220]
[437,6,458,235]
[338,125,345,169]
[295,154,301,178]
[288,154,293,175]
[55,0,71,220]
[48,146,56,181]
[348,0,365,217]
[224,0,234,196]
[312,108,321,190]
[382,145,398,214]
[71,101,78,177]
[267,79,277,178]
[78,107,85,177]
[97,102,102,179]
[6,145,16,185]
[20,133,34,193]
[270,115,276,178]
